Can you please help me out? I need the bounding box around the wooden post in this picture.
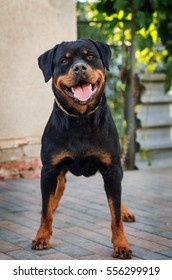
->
[126,20,136,169]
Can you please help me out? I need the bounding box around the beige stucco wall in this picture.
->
[0,0,76,139]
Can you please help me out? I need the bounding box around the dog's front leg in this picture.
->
[102,166,133,259]
[32,167,57,250]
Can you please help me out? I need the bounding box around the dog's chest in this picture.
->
[67,155,99,177]
[51,144,111,178]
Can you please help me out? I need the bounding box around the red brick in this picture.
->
[0,159,41,179]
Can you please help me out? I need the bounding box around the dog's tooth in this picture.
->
[92,86,97,94]
[71,87,74,93]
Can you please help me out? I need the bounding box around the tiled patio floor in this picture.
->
[0,168,172,260]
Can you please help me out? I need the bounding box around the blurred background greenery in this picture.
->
[77,0,172,169]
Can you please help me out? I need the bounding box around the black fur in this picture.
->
[32,39,132,259]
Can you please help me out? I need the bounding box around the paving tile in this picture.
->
[128,235,168,252]
[56,242,93,258]
[0,252,14,260]
[141,252,170,260]
[159,231,172,239]
[0,220,33,234]
[127,227,172,247]
[158,248,172,258]
[0,168,172,260]
[42,252,75,260]
[0,229,28,244]
[7,250,41,260]
[0,239,21,253]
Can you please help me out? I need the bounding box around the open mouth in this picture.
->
[62,80,100,103]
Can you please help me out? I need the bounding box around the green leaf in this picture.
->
[113,0,126,12]
[133,0,141,10]
[135,34,147,50]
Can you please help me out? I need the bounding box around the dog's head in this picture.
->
[38,39,111,115]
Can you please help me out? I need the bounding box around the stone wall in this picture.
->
[0,0,76,179]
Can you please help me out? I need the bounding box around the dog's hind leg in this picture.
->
[52,170,66,212]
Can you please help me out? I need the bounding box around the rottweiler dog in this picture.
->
[32,39,135,259]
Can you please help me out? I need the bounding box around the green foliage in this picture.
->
[77,1,126,135]
[77,0,172,167]
[93,0,172,91]
[157,5,172,55]
[165,59,172,92]
[77,0,172,136]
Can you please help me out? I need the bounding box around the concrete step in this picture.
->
[136,127,172,151]
[136,103,172,127]
[136,150,172,169]
[141,92,172,104]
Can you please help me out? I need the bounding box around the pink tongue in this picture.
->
[73,83,92,102]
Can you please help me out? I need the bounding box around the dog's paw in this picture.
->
[121,204,135,223]
[32,239,51,250]
[113,247,133,259]
[123,212,135,223]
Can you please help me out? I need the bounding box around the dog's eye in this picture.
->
[87,53,95,60]
[60,58,68,65]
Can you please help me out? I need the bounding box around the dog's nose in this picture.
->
[73,63,87,75]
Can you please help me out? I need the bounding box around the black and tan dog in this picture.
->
[32,39,135,259]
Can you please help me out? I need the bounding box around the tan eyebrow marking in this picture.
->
[65,52,71,58]
[82,50,88,55]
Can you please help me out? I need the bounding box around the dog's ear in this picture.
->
[38,44,59,82]
[89,39,111,70]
